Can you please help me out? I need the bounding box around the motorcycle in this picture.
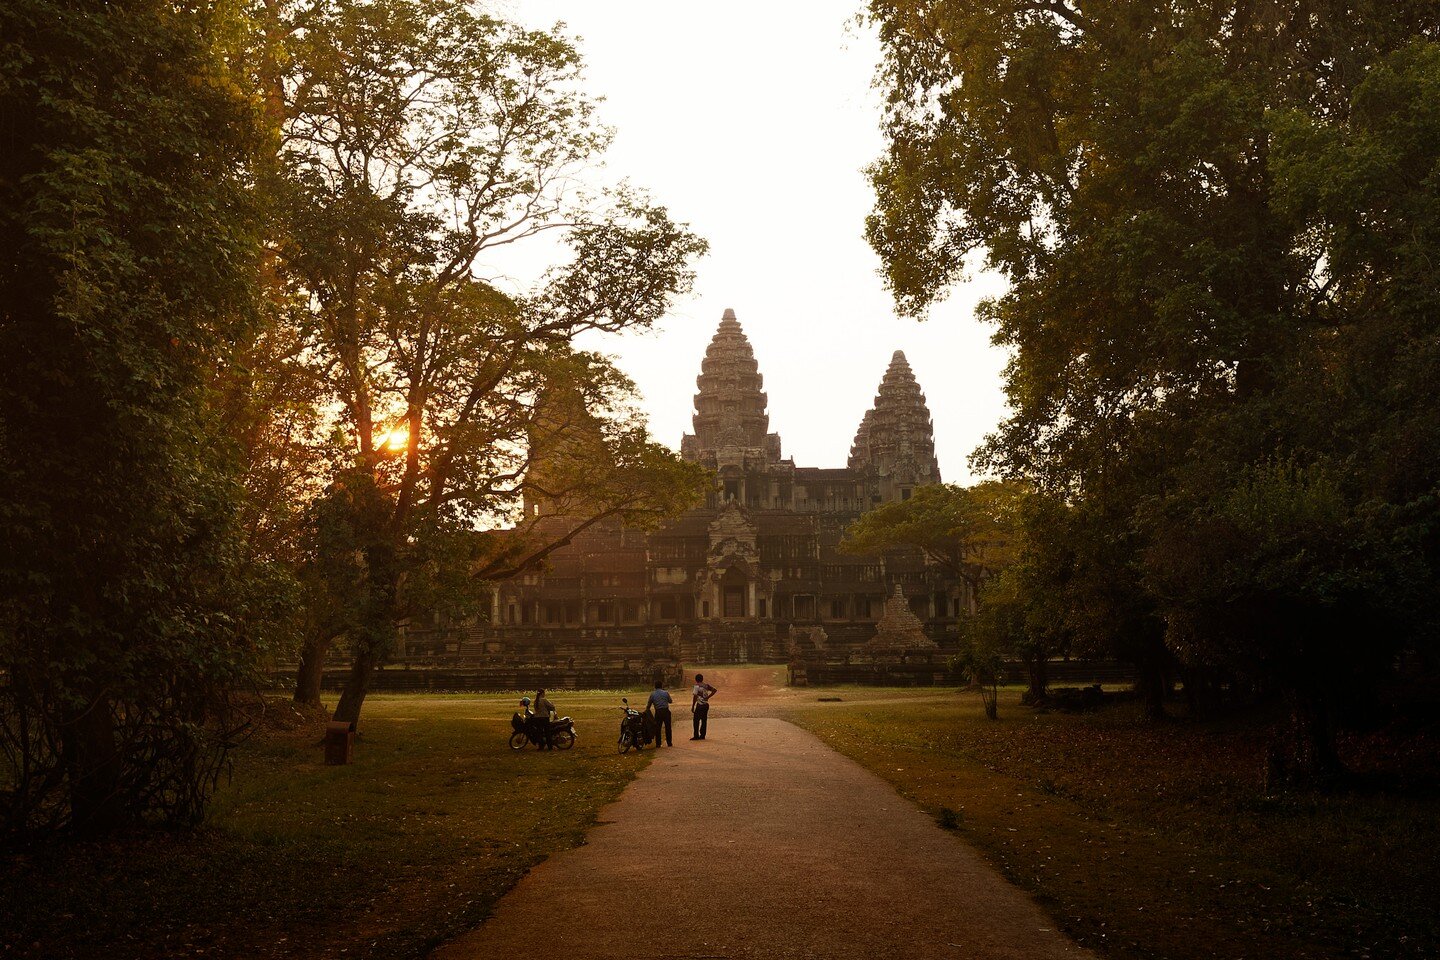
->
[617,697,647,753]
[510,709,576,751]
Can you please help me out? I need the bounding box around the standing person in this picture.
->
[533,687,556,750]
[646,680,674,747]
[690,673,717,741]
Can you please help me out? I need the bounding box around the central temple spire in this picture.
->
[681,308,782,464]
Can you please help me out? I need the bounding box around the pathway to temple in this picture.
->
[434,671,1091,960]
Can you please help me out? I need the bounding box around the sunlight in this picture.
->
[376,424,410,451]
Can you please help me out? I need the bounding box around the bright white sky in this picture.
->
[495,1,1011,482]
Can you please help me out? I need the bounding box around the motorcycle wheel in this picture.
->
[618,732,633,754]
[553,729,576,750]
[508,731,529,751]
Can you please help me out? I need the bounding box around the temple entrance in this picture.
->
[720,566,748,618]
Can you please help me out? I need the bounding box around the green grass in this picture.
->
[9,679,1434,960]
[784,687,1440,960]
[2,690,653,960]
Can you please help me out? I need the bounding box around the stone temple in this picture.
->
[473,308,961,665]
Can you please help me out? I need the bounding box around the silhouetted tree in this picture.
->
[266,0,710,721]
[0,0,277,838]
[865,0,1440,777]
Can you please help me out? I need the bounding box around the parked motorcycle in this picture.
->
[617,697,646,753]
[510,708,576,751]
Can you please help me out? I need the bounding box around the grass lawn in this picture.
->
[2,690,651,960]
[785,687,1440,960]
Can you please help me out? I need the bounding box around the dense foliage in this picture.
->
[0,0,277,837]
[867,0,1440,779]
[0,0,708,840]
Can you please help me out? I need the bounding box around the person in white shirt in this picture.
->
[690,673,717,740]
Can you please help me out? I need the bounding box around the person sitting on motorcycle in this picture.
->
[519,696,538,744]
[532,688,557,750]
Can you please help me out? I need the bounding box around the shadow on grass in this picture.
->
[2,690,657,960]
[785,686,1440,960]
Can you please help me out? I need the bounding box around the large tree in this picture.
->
[840,481,1021,613]
[865,1,1440,777]
[270,0,709,721]
[0,0,275,837]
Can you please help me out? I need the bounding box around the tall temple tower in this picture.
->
[681,309,783,467]
[473,305,965,671]
[848,350,942,501]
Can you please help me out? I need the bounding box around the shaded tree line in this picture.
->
[0,0,708,842]
[865,0,1440,784]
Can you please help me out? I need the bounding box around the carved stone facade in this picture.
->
[479,308,962,664]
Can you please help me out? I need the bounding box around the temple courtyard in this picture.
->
[4,669,1435,960]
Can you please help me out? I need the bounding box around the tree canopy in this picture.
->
[866,0,1440,777]
[0,0,277,836]
[840,481,1022,611]
[264,0,709,722]
[0,0,710,839]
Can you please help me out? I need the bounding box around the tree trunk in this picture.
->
[63,691,123,836]
[1026,654,1048,704]
[1267,690,1345,790]
[332,648,376,725]
[1138,660,1167,721]
[331,541,401,725]
[293,629,332,706]
[1135,634,1170,721]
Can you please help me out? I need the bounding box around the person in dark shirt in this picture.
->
[646,680,674,747]
[532,687,556,750]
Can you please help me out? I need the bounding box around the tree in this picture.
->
[865,1,1440,777]
[840,481,1022,613]
[844,482,1062,708]
[1144,460,1420,784]
[270,0,709,721]
[0,0,274,837]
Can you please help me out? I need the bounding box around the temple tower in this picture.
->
[848,350,942,500]
[681,309,783,465]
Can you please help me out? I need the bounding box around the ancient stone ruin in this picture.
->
[394,308,963,685]
[862,585,941,658]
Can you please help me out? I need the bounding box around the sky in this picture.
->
[493,1,1011,482]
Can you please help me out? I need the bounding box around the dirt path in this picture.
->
[434,701,1091,959]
